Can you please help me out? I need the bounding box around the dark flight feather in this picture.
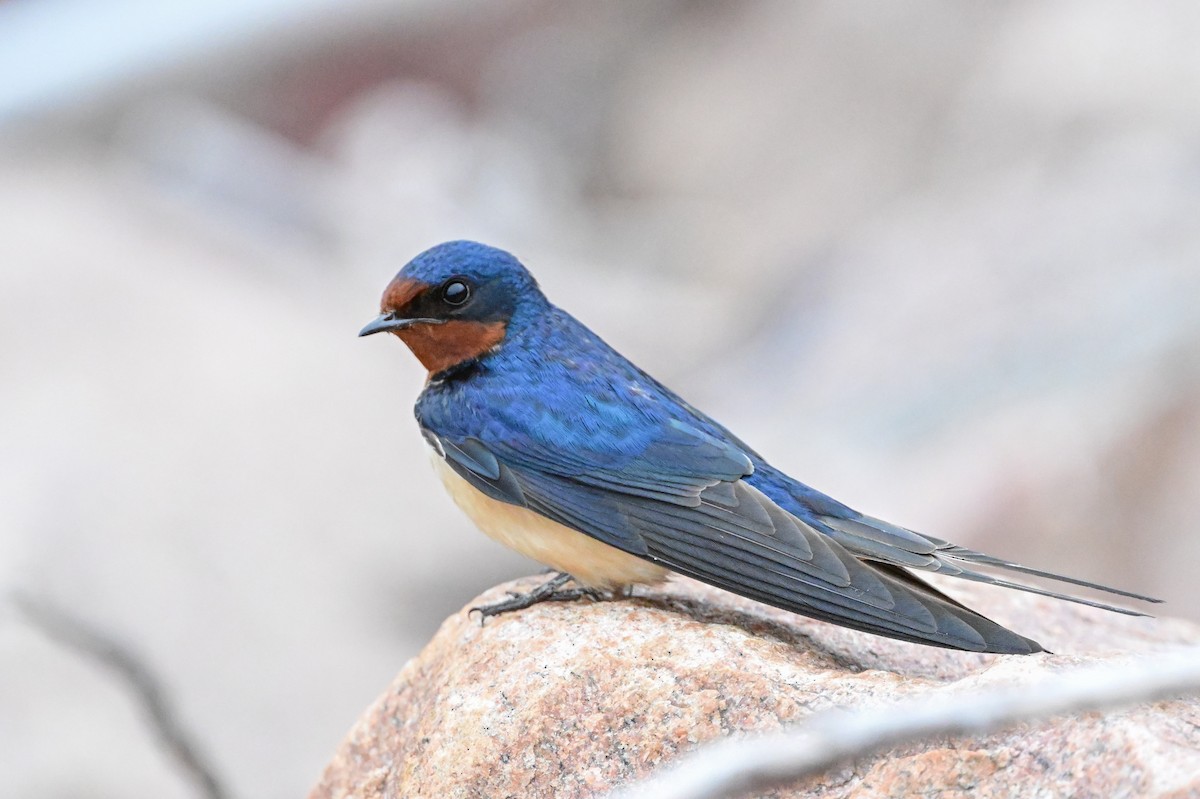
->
[815,513,1159,615]
[425,430,1046,653]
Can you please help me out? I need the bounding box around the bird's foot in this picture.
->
[470,572,606,623]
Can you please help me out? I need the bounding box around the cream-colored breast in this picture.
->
[430,452,669,591]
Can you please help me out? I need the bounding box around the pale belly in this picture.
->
[430,453,669,591]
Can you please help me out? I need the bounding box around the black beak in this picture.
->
[358,313,444,337]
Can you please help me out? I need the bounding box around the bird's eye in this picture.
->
[441,280,471,306]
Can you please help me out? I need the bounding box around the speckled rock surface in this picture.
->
[309,577,1200,799]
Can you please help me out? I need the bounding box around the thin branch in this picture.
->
[11,592,232,799]
[610,647,1200,799]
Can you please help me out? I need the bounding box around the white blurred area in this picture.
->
[2,1,1199,796]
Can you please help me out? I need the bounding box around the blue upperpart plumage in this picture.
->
[364,240,1160,654]
[405,245,849,518]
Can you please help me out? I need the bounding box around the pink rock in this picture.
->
[309,576,1200,799]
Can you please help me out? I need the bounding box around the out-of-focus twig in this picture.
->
[11,592,231,799]
[609,647,1200,799]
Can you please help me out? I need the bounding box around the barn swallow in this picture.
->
[360,241,1160,654]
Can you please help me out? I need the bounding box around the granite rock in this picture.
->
[309,576,1200,799]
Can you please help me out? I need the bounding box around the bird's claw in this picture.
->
[468,572,609,624]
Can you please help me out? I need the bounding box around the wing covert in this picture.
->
[422,426,1043,653]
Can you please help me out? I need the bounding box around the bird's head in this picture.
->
[359,241,546,374]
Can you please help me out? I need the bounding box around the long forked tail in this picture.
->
[817,513,1162,617]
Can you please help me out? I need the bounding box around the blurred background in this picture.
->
[2,0,1199,796]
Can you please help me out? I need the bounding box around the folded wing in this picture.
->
[426,424,1050,654]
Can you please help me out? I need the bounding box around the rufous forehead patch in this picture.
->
[380,276,428,313]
